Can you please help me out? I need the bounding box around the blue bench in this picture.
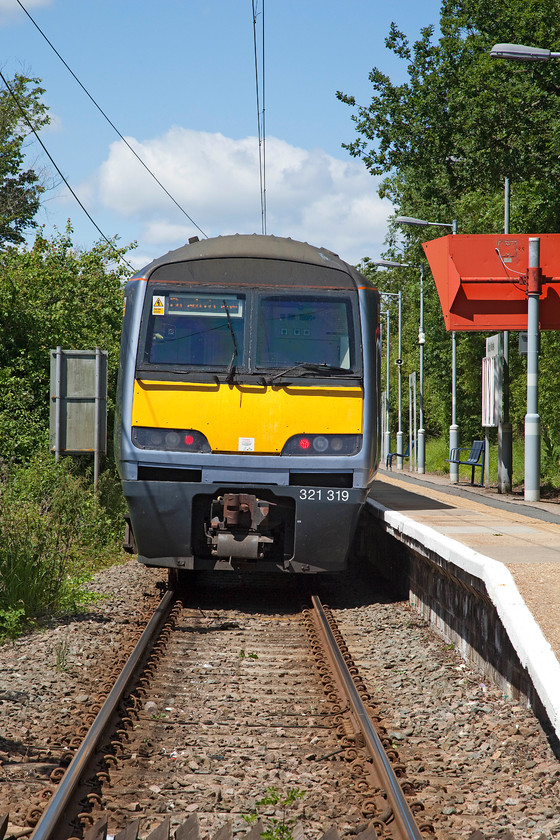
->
[386,441,413,470]
[445,440,485,486]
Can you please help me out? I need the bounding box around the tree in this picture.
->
[0,226,132,461]
[337,0,560,234]
[338,0,560,453]
[0,74,50,245]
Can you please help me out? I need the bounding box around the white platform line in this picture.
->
[367,498,560,739]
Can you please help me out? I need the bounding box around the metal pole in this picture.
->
[54,346,62,462]
[384,310,391,463]
[396,290,403,469]
[94,347,101,492]
[524,237,541,501]
[418,265,425,473]
[409,372,417,471]
[499,176,513,493]
[449,331,459,483]
[448,219,459,483]
[408,376,412,470]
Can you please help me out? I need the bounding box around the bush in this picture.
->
[0,453,126,639]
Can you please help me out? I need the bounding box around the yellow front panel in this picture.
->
[132,380,363,453]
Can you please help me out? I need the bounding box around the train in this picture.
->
[115,233,381,576]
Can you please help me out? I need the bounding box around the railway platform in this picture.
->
[367,469,560,742]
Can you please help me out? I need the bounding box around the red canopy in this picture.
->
[423,233,560,331]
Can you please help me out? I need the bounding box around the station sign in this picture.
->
[482,334,503,428]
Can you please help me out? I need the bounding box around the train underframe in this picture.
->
[122,479,366,574]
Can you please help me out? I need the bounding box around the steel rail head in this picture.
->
[310,595,424,840]
[32,589,177,840]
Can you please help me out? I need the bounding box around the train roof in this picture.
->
[133,234,375,291]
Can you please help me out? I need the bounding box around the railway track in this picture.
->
[9,580,432,840]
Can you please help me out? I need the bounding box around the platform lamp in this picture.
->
[373,261,406,469]
[395,215,459,482]
[490,43,560,61]
[490,43,550,500]
[380,308,391,464]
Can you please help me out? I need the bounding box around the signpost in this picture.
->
[49,348,108,490]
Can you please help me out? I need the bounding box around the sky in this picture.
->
[1,0,443,270]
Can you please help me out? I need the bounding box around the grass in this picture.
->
[0,453,127,641]
[423,434,560,493]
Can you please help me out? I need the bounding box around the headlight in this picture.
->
[281,434,362,456]
[132,427,211,452]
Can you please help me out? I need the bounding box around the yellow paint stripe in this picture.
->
[132,380,363,453]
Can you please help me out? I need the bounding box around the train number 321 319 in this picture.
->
[299,489,350,501]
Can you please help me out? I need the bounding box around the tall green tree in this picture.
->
[337,0,560,234]
[338,0,560,449]
[0,226,132,461]
[0,74,50,245]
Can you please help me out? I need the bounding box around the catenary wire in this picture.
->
[252,0,267,235]
[261,1,267,234]
[15,0,208,239]
[0,69,134,270]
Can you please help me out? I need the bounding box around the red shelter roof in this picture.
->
[423,233,560,331]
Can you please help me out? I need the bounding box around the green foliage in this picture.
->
[425,433,560,488]
[243,786,305,840]
[0,607,26,641]
[239,649,258,660]
[343,0,560,467]
[0,224,132,462]
[338,0,560,231]
[0,74,50,245]
[0,453,125,640]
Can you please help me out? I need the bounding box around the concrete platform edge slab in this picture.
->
[366,496,560,740]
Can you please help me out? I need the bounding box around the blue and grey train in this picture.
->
[115,234,380,576]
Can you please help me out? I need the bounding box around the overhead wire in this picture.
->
[252,0,267,235]
[0,68,134,270]
[14,0,208,240]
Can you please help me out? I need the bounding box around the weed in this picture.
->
[0,606,26,641]
[243,786,305,840]
[239,649,258,660]
[55,636,71,671]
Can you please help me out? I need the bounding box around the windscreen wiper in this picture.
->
[223,299,238,384]
[268,362,353,383]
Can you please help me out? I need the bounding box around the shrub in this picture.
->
[0,453,125,639]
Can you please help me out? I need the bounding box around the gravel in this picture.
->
[0,559,559,840]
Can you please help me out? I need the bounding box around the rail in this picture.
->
[31,589,177,840]
[310,595,424,840]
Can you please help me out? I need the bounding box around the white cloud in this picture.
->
[85,127,393,266]
[0,0,52,25]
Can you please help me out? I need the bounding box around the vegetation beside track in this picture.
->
[423,435,560,494]
[0,78,133,639]
[0,453,127,641]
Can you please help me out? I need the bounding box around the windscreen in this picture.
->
[139,292,245,368]
[256,295,355,369]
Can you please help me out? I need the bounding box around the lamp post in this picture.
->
[525,238,542,501]
[395,215,459,482]
[377,259,426,473]
[490,44,550,501]
[490,43,560,61]
[380,309,391,463]
[373,260,411,469]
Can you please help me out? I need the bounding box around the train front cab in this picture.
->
[116,246,380,574]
